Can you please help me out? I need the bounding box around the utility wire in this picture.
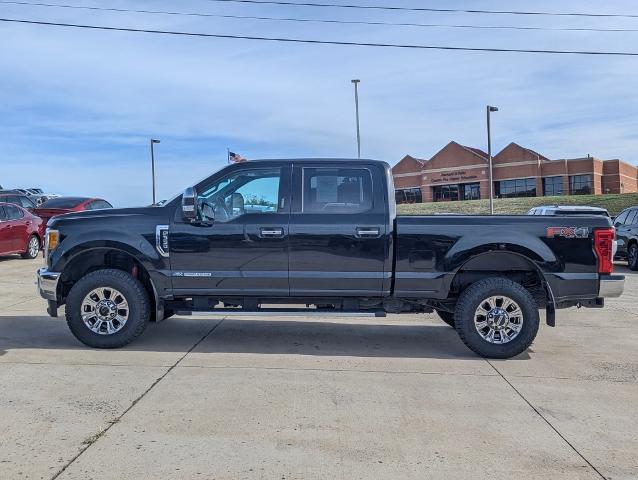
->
[2,1,638,33]
[2,17,638,56]
[203,0,638,19]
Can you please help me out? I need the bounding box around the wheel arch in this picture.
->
[57,246,159,320]
[446,250,549,311]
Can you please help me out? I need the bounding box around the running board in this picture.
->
[175,309,386,318]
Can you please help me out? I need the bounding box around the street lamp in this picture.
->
[150,138,161,204]
[486,106,499,214]
[351,79,361,159]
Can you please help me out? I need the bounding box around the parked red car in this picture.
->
[34,197,113,223]
[0,202,43,259]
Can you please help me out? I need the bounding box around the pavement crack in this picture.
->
[49,318,225,480]
[486,360,608,480]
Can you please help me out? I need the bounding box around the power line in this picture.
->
[2,1,638,33]
[203,0,638,19]
[3,17,638,56]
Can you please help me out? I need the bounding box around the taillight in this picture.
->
[594,228,614,274]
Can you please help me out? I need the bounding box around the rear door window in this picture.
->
[302,167,373,213]
[6,205,24,220]
[626,210,637,225]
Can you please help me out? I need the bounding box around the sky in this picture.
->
[2,0,638,206]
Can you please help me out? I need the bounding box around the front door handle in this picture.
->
[355,227,381,238]
[260,227,284,238]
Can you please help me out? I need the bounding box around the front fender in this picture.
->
[51,228,162,274]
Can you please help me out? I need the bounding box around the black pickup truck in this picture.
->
[37,159,623,358]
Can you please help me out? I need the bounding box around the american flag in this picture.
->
[228,151,247,163]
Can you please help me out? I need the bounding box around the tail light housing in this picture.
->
[594,228,614,274]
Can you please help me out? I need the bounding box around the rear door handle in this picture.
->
[260,227,284,238]
[355,227,381,238]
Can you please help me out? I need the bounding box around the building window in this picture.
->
[543,176,564,196]
[494,178,536,198]
[395,188,422,204]
[569,174,593,195]
[433,184,460,202]
[461,183,481,201]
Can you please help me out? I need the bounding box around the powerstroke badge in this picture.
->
[547,226,590,239]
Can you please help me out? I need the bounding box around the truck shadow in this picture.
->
[0,314,531,360]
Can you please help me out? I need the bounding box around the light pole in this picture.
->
[351,79,361,159]
[150,138,161,204]
[486,106,498,214]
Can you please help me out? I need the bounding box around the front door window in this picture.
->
[197,168,281,222]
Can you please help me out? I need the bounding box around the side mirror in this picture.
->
[182,187,198,221]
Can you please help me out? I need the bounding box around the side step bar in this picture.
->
[176,308,386,318]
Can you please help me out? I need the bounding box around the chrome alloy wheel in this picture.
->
[27,237,39,257]
[474,295,523,344]
[81,287,129,335]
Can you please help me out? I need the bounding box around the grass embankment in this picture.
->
[397,193,638,216]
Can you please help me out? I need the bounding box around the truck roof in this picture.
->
[233,158,390,167]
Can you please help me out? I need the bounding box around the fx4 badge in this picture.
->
[547,226,590,239]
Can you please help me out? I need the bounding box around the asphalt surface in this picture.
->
[0,256,636,479]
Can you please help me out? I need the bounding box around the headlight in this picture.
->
[45,229,59,256]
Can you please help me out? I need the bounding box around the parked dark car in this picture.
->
[613,206,638,269]
[35,197,113,223]
[37,159,622,358]
[0,192,37,212]
[0,202,43,259]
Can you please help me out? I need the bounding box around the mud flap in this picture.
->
[47,300,58,318]
[544,281,556,327]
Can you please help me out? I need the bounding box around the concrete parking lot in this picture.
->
[0,257,636,480]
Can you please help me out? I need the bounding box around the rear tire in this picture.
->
[628,243,638,271]
[21,235,40,259]
[66,269,150,348]
[455,277,540,359]
[436,310,455,327]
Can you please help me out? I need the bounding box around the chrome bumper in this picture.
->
[37,267,60,301]
[599,274,625,298]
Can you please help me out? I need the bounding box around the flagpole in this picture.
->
[227,148,230,164]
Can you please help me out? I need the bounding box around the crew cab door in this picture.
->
[288,163,390,296]
[169,164,291,296]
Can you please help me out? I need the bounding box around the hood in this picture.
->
[46,206,165,228]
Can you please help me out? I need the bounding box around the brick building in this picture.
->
[393,141,638,204]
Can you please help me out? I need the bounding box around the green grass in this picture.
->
[397,193,638,216]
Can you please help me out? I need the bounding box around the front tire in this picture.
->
[628,243,638,271]
[21,235,40,259]
[66,269,150,348]
[455,277,540,359]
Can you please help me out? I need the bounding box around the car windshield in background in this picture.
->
[40,197,88,209]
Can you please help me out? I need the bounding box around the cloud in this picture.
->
[1,0,638,205]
